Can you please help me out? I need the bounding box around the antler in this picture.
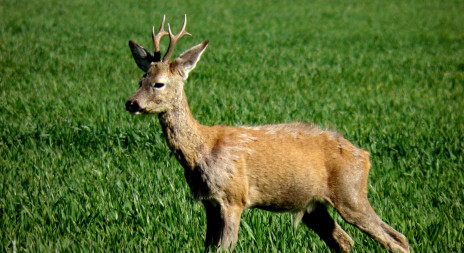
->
[163,14,192,63]
[152,15,169,62]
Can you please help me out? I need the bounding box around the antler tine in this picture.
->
[152,15,169,62]
[162,14,192,63]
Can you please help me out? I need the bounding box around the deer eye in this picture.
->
[153,83,165,89]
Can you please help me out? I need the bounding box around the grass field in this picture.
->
[1,0,463,251]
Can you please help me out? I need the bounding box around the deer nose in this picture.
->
[125,100,140,113]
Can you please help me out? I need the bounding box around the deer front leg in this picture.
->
[219,204,243,250]
[203,201,223,249]
[203,201,244,251]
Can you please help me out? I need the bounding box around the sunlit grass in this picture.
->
[1,0,463,251]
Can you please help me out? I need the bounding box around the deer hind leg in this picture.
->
[332,160,409,252]
[335,199,409,253]
[302,202,354,253]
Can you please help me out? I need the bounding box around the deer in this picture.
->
[125,15,410,253]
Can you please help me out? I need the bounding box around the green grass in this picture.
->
[1,0,463,251]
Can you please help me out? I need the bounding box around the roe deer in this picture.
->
[125,15,409,253]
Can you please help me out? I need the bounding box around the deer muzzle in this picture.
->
[125,100,141,114]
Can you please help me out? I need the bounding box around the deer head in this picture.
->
[126,15,208,114]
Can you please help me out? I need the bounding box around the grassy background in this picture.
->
[1,0,463,251]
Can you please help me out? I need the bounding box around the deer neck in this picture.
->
[158,89,206,169]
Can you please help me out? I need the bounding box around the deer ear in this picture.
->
[171,40,209,80]
[129,40,155,72]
